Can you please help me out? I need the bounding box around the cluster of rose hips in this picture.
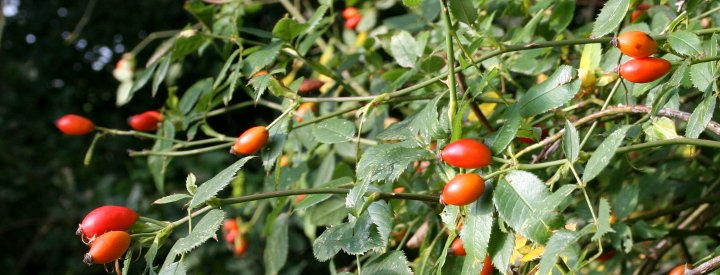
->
[222,218,248,256]
[614,31,671,83]
[438,139,492,206]
[77,206,138,265]
[342,7,362,30]
[55,111,164,135]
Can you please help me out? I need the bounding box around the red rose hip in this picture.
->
[614,31,658,58]
[440,139,492,169]
[231,126,269,155]
[83,231,131,265]
[128,110,163,132]
[619,57,671,83]
[56,114,95,135]
[77,205,139,240]
[441,173,486,206]
[450,238,466,256]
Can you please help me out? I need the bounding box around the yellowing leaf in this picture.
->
[319,45,334,66]
[354,31,368,48]
[520,246,545,262]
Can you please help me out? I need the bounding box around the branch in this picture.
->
[220,187,439,205]
[687,255,720,275]
[516,105,720,158]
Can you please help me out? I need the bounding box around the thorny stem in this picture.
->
[441,0,458,138]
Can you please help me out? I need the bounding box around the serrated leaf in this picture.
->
[179,78,213,115]
[518,65,580,117]
[563,121,580,163]
[264,214,289,275]
[537,227,590,275]
[668,31,703,57]
[152,55,172,97]
[489,105,521,153]
[592,198,615,241]
[390,31,420,68]
[356,142,433,184]
[361,250,413,275]
[346,181,369,210]
[189,157,254,208]
[686,95,716,138]
[248,74,272,102]
[243,40,283,76]
[262,115,289,171]
[154,194,192,204]
[302,5,328,36]
[313,118,356,144]
[539,184,577,211]
[171,209,225,255]
[582,126,630,183]
[494,170,564,244]
[690,62,714,92]
[488,223,514,273]
[448,0,477,25]
[378,95,444,142]
[272,17,307,42]
[590,0,629,38]
[158,261,186,275]
[460,182,494,274]
[368,200,393,248]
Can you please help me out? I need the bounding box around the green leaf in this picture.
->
[243,40,283,76]
[262,115,289,171]
[124,61,159,105]
[148,122,175,193]
[264,213,289,275]
[593,198,615,241]
[312,118,357,144]
[145,236,160,274]
[356,142,433,184]
[272,17,307,42]
[488,222,515,273]
[158,261,186,275]
[402,0,422,8]
[489,105,521,153]
[563,120,580,163]
[590,0,629,38]
[368,200,393,248]
[312,222,352,261]
[690,62,715,92]
[494,170,564,244]
[212,48,241,90]
[346,181,369,210]
[612,183,638,219]
[686,95,716,138]
[549,0,575,33]
[153,194,192,204]
[179,78,213,115]
[582,126,630,183]
[189,157,254,208]
[390,31,420,68]
[518,65,581,117]
[302,5,328,36]
[448,0,477,25]
[170,209,225,255]
[296,177,353,211]
[248,74,272,102]
[460,182,494,273]
[308,198,350,226]
[378,95,444,142]
[643,117,678,141]
[511,8,545,44]
[668,31,703,57]
[537,227,591,275]
[152,55,172,97]
[361,251,413,275]
[611,223,634,253]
